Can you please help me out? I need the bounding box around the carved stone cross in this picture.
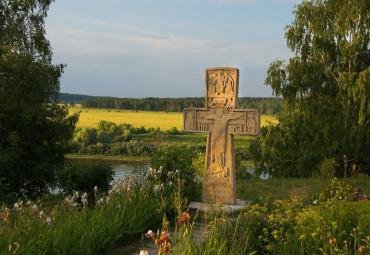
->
[183,68,261,205]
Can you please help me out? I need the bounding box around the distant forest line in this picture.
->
[59,93,283,115]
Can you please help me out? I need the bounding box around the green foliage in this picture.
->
[252,0,369,177]
[80,97,283,114]
[56,161,114,199]
[150,146,201,201]
[191,152,205,177]
[319,158,337,179]
[171,194,369,254]
[98,120,119,134]
[0,0,79,199]
[0,171,168,254]
[97,130,111,144]
[73,128,97,147]
[166,126,180,135]
[317,178,354,202]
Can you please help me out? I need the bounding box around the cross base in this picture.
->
[202,171,236,205]
[188,199,250,214]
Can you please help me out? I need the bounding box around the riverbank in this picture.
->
[65,153,150,162]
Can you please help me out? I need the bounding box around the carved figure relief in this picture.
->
[183,67,261,205]
[206,68,238,109]
[184,110,194,131]
[200,108,244,177]
[247,111,257,134]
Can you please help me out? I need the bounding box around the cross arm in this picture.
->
[228,109,261,136]
[183,108,212,133]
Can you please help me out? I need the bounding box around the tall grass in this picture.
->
[142,177,370,255]
[1,167,180,254]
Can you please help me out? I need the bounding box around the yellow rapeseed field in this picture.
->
[68,105,278,130]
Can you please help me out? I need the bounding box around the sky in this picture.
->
[45,0,302,98]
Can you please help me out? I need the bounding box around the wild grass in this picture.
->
[0,168,179,255]
[2,171,369,254]
[68,105,278,131]
[140,176,370,255]
[236,175,370,205]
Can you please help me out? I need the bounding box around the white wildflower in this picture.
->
[139,250,149,255]
[26,201,31,206]
[168,181,173,187]
[153,185,160,192]
[39,210,44,218]
[13,201,22,210]
[46,217,52,225]
[31,204,38,211]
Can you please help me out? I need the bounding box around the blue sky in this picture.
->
[46,0,301,98]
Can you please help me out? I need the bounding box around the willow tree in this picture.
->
[0,0,78,199]
[251,0,369,177]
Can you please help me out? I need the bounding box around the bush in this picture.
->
[318,158,337,179]
[97,130,111,144]
[166,127,180,135]
[125,140,152,156]
[74,128,97,147]
[57,161,114,200]
[98,120,119,134]
[150,146,201,201]
[113,130,132,143]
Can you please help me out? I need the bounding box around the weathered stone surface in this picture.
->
[188,199,251,213]
[183,67,261,205]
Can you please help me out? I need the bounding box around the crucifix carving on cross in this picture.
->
[183,67,261,205]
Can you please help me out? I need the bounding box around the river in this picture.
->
[66,158,149,182]
[109,160,149,181]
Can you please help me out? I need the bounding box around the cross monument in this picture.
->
[183,68,261,205]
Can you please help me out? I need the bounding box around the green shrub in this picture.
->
[319,158,337,179]
[150,146,201,201]
[57,161,114,199]
[97,130,111,144]
[98,120,119,134]
[73,128,97,147]
[318,178,354,202]
[166,126,180,135]
[113,129,132,142]
[125,140,152,156]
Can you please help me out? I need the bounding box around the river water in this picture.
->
[109,160,149,181]
[66,158,149,182]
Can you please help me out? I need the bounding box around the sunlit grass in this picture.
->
[68,105,278,131]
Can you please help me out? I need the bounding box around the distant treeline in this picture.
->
[81,97,284,115]
[58,93,114,103]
